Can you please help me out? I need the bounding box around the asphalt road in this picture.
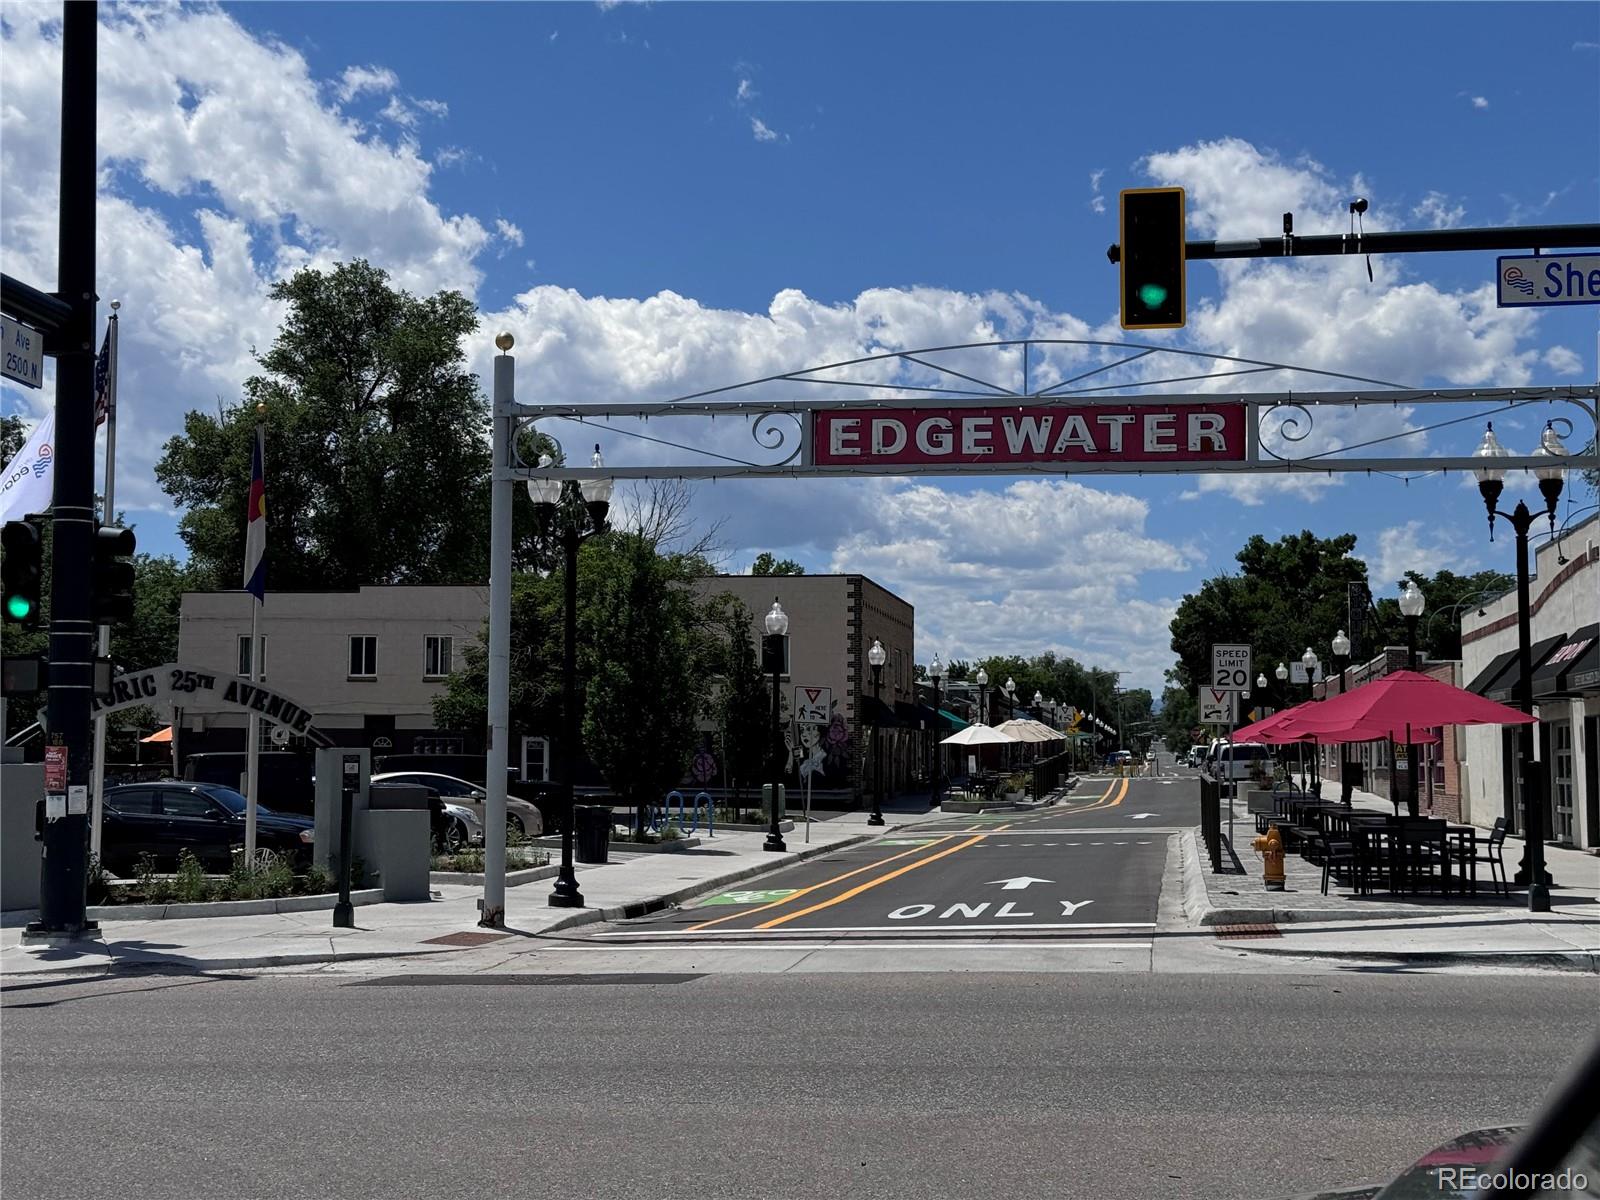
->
[3,970,1595,1200]
[571,776,1193,959]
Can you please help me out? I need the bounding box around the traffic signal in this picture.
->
[91,523,137,624]
[2,519,43,627]
[1119,187,1186,330]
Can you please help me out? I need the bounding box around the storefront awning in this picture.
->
[937,708,970,733]
[1466,648,1520,697]
[892,701,969,733]
[1486,633,1568,705]
[1532,624,1599,699]
[860,695,905,728]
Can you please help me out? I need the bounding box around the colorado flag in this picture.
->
[243,427,266,602]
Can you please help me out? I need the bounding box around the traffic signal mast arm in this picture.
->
[1107,221,1600,264]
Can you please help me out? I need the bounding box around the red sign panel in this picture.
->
[811,403,1247,468]
[45,743,67,792]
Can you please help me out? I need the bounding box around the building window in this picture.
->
[237,635,266,680]
[348,635,377,679]
[424,635,454,679]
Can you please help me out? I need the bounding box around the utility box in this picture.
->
[1,764,44,912]
[313,747,370,874]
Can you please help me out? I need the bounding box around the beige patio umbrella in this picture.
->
[994,719,1056,743]
[941,723,1020,746]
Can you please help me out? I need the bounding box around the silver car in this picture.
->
[372,771,545,839]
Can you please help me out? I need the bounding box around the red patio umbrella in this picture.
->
[1273,669,1536,740]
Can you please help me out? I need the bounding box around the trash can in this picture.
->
[573,804,613,864]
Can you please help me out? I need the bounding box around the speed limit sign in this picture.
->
[1212,644,1252,692]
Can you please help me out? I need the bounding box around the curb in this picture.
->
[77,888,387,923]
[2,832,883,978]
[1231,944,1600,974]
[429,865,558,888]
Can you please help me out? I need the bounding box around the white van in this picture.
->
[1206,741,1274,782]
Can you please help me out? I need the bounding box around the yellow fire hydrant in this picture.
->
[1252,824,1286,891]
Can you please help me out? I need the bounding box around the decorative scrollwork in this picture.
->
[751,412,805,466]
[1256,402,1315,462]
[510,417,563,468]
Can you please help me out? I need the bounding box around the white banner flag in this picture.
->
[0,411,55,524]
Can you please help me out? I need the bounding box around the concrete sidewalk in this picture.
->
[1182,783,1600,970]
[0,813,907,979]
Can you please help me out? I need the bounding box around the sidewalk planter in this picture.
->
[607,836,702,853]
[86,887,386,922]
[430,864,558,888]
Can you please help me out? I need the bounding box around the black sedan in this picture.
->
[101,781,314,875]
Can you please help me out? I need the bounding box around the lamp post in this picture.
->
[1331,629,1351,805]
[1474,420,1567,912]
[1301,647,1320,793]
[975,667,989,726]
[527,447,613,909]
[1003,677,1017,765]
[928,654,946,806]
[763,599,790,853]
[1397,582,1426,818]
[867,638,887,826]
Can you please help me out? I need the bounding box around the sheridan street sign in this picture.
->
[811,402,1247,468]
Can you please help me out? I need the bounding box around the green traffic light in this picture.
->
[5,594,32,620]
[1137,283,1169,309]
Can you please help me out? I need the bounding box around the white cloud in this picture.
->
[494,218,525,248]
[380,94,417,128]
[751,117,779,143]
[415,97,448,119]
[1544,346,1583,375]
[337,64,398,103]
[1089,168,1106,215]
[1471,96,1489,109]
[736,77,756,103]
[1364,520,1472,589]
[1412,190,1466,229]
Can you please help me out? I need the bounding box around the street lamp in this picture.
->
[975,667,989,725]
[1396,583,1426,818]
[1475,420,1567,911]
[763,599,790,852]
[527,447,612,909]
[867,638,887,827]
[1331,629,1351,805]
[1300,647,1320,793]
[928,654,946,807]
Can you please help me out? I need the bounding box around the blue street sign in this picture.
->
[1497,253,1600,308]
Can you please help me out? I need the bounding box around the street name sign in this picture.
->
[1,315,44,389]
[1211,644,1252,691]
[1199,687,1238,726]
[794,685,832,724]
[1497,253,1600,308]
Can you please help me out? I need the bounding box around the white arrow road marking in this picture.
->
[1131,813,1158,819]
[1059,900,1096,916]
[985,876,1054,891]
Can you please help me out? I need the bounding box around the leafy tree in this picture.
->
[1,413,26,462]
[1169,531,1371,701]
[1373,567,1514,663]
[699,593,769,813]
[1157,681,1200,751]
[751,552,804,576]
[155,259,551,589]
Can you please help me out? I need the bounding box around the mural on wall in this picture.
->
[788,702,852,787]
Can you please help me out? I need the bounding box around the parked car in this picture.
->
[100,781,314,876]
[1206,741,1274,781]
[370,771,544,839]
[181,751,314,816]
[435,800,483,852]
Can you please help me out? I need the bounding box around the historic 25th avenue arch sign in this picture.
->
[90,663,334,748]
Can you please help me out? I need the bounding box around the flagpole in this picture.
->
[244,410,266,864]
[89,301,119,860]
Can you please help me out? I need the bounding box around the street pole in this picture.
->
[763,600,788,853]
[1475,421,1564,913]
[89,301,119,861]
[480,339,515,928]
[1404,613,1420,819]
[30,3,98,938]
[1331,635,1350,806]
[928,657,944,807]
[549,526,583,907]
[868,639,886,826]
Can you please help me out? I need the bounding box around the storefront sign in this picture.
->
[811,402,1247,468]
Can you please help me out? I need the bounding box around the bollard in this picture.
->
[1252,823,1286,891]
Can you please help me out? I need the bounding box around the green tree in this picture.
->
[700,593,770,814]
[751,552,805,576]
[1157,680,1200,751]
[1169,530,1371,699]
[155,259,548,590]
[1,413,26,462]
[1373,567,1514,663]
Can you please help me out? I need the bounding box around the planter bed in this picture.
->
[87,887,386,922]
[430,864,559,887]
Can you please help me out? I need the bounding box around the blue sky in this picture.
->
[3,2,1598,693]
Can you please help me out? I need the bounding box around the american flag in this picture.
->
[92,325,112,427]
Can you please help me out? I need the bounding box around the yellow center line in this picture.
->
[685,834,957,932]
[756,832,992,929]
